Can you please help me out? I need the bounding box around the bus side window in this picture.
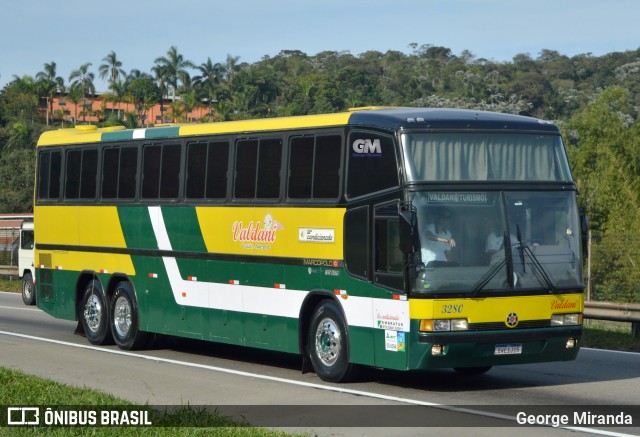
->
[186,141,230,200]
[288,135,342,200]
[37,149,62,200]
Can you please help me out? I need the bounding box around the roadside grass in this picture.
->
[0,278,21,293]
[0,367,305,436]
[582,322,640,353]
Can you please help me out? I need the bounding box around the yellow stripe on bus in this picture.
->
[34,206,135,274]
[196,206,346,260]
[409,294,584,323]
[179,112,352,137]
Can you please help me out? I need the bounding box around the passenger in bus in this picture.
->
[421,209,457,267]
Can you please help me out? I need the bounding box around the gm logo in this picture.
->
[352,139,382,156]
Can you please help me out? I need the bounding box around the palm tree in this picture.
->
[223,54,241,85]
[69,63,95,123]
[108,80,128,121]
[99,51,126,118]
[98,51,126,86]
[66,84,83,126]
[194,57,225,119]
[153,46,195,101]
[151,64,169,122]
[35,62,64,126]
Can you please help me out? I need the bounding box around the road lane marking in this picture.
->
[0,305,41,312]
[0,329,637,436]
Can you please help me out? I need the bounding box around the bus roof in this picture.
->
[37,107,559,147]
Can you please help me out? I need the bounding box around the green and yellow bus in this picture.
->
[34,107,585,382]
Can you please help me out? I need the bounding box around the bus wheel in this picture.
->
[308,300,353,383]
[109,281,148,350]
[21,272,36,305]
[453,366,492,375]
[80,280,113,345]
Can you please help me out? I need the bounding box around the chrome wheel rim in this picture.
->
[83,293,102,333]
[113,295,131,338]
[314,317,341,366]
[23,281,33,299]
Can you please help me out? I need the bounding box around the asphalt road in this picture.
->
[0,291,639,436]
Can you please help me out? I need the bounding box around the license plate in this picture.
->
[494,343,522,355]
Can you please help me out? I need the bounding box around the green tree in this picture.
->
[36,62,64,126]
[564,87,640,302]
[193,57,225,119]
[69,63,95,123]
[126,77,161,126]
[0,76,39,125]
[153,46,195,102]
[99,50,126,86]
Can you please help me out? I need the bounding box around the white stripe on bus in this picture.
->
[146,206,410,331]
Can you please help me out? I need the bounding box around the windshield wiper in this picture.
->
[515,223,559,293]
[471,232,517,295]
[471,257,506,296]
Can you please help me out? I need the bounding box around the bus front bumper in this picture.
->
[409,326,583,370]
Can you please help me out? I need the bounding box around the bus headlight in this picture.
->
[420,319,468,332]
[551,313,583,326]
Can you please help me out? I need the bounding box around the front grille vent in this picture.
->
[468,320,550,331]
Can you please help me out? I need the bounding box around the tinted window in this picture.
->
[234,138,282,199]
[37,149,62,200]
[344,206,369,278]
[288,135,341,200]
[288,137,314,198]
[102,148,120,198]
[103,146,138,200]
[80,149,98,198]
[119,147,138,198]
[256,139,282,198]
[142,143,180,199]
[186,141,230,199]
[347,132,398,198]
[234,140,258,198]
[65,150,82,199]
[65,149,98,199]
[314,136,341,198]
[374,202,404,291]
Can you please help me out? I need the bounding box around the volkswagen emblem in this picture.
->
[505,312,519,328]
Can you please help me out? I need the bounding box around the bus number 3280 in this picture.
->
[441,304,464,314]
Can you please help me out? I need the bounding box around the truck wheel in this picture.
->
[308,300,354,382]
[80,279,113,345]
[110,281,148,350]
[21,272,36,305]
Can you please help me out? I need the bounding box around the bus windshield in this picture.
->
[410,191,583,295]
[401,132,572,182]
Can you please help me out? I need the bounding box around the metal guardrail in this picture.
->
[0,266,18,277]
[584,301,640,337]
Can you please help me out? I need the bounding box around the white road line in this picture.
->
[0,305,40,312]
[0,330,637,436]
[582,347,640,356]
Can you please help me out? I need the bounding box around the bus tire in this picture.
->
[80,280,113,345]
[308,300,353,383]
[109,281,148,350]
[453,366,492,375]
[21,272,36,305]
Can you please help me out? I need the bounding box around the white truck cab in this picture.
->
[18,221,35,305]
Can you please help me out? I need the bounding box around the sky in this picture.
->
[2,0,640,92]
